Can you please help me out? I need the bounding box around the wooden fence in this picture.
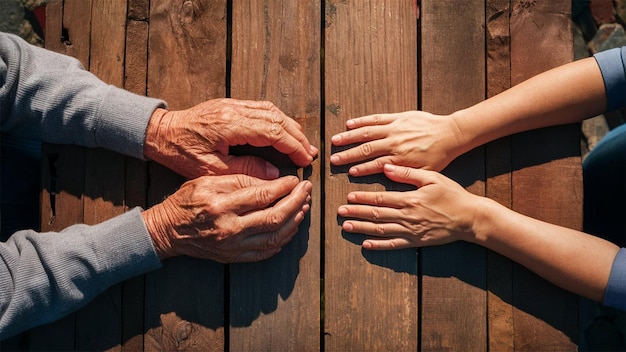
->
[3,0,582,350]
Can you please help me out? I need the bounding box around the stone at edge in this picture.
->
[589,0,617,25]
[588,23,626,54]
[616,0,626,24]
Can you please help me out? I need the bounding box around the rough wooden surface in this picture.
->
[510,1,580,349]
[12,0,583,350]
[485,0,515,350]
[143,1,227,351]
[230,1,321,350]
[324,1,419,350]
[420,1,487,350]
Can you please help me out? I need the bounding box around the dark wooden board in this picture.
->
[229,1,321,350]
[419,1,487,351]
[324,1,419,350]
[485,0,514,350]
[509,1,580,349]
[143,1,228,350]
[26,0,93,349]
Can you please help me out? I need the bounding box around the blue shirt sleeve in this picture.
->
[603,248,626,310]
[594,47,626,111]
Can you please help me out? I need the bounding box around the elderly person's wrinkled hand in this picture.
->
[144,98,318,180]
[330,111,464,175]
[338,164,478,250]
[142,174,312,263]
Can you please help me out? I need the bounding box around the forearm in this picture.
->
[452,57,607,153]
[471,197,619,302]
[0,32,166,159]
[0,208,161,338]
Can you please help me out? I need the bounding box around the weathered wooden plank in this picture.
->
[485,0,514,350]
[121,1,151,349]
[510,0,580,349]
[70,1,128,350]
[229,1,321,350]
[143,1,228,350]
[324,1,419,350]
[419,0,487,350]
[27,144,85,351]
[25,0,92,349]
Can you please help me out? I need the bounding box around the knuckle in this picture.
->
[270,111,285,124]
[262,100,276,110]
[375,194,385,206]
[361,127,372,139]
[375,224,386,236]
[269,123,284,139]
[255,188,273,206]
[373,158,385,171]
[266,212,283,229]
[359,143,373,157]
[264,231,282,248]
[400,166,413,179]
[258,211,284,234]
[370,208,380,221]
[372,114,382,125]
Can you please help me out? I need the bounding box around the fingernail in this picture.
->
[266,162,279,178]
[348,166,358,175]
[346,120,355,128]
[310,145,319,155]
[343,221,354,231]
[330,155,339,164]
[331,135,340,144]
[337,206,347,215]
[347,193,356,202]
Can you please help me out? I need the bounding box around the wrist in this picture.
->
[142,206,176,260]
[467,196,507,246]
[143,108,170,162]
[448,109,481,157]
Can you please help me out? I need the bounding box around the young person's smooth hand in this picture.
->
[330,111,465,176]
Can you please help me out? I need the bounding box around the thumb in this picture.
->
[221,155,280,179]
[382,164,436,188]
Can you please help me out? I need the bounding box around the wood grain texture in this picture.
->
[419,1,487,350]
[143,1,227,350]
[485,0,514,351]
[122,1,151,349]
[510,0,580,349]
[324,1,419,350]
[71,1,128,350]
[26,0,92,349]
[147,0,226,110]
[229,1,321,350]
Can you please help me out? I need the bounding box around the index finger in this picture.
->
[239,180,312,235]
[246,109,318,167]
[345,113,396,129]
[230,176,302,215]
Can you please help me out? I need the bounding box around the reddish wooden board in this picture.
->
[229,1,321,350]
[324,1,419,350]
[419,1,487,350]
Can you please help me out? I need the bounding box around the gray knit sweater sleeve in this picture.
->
[0,32,164,337]
[0,32,166,159]
[0,209,162,338]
